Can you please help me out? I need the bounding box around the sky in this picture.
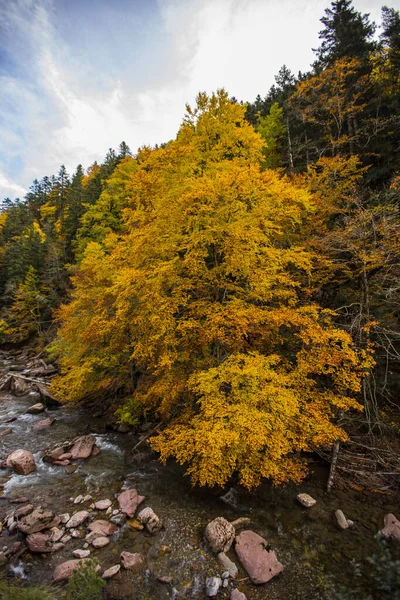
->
[0,0,395,200]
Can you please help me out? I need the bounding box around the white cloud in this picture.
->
[0,171,27,200]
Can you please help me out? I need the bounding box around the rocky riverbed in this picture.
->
[0,349,399,599]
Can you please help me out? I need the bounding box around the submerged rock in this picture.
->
[120,551,145,571]
[32,418,53,431]
[6,449,36,475]
[235,530,284,584]
[205,517,235,554]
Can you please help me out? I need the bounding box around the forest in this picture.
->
[1,0,399,493]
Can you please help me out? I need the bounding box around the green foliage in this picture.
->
[0,581,60,600]
[66,559,104,600]
[257,102,286,168]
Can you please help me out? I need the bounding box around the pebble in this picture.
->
[335,509,349,530]
[59,513,70,524]
[92,536,110,548]
[297,493,316,508]
[73,549,91,559]
[73,495,83,504]
[206,577,222,597]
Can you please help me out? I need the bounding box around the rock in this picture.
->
[231,590,247,600]
[117,489,145,517]
[14,504,34,518]
[18,508,60,534]
[110,514,126,526]
[205,517,235,554]
[103,565,121,580]
[0,552,7,567]
[59,513,70,524]
[120,551,145,571]
[70,435,95,460]
[73,549,91,559]
[6,449,36,475]
[82,494,93,502]
[88,520,118,536]
[235,530,284,584]
[0,428,13,437]
[206,577,222,597]
[43,447,65,463]
[32,418,53,431]
[297,493,316,508]
[50,528,64,543]
[347,519,354,528]
[59,453,72,460]
[157,575,172,584]
[73,495,84,504]
[217,552,238,578]
[65,464,78,474]
[137,507,162,533]
[95,499,112,511]
[54,460,70,466]
[91,446,100,457]
[52,543,65,552]
[27,403,45,414]
[381,514,400,541]
[92,536,110,548]
[26,533,53,553]
[53,559,96,583]
[5,541,24,557]
[335,509,349,530]
[127,518,144,531]
[0,374,12,391]
[9,497,29,504]
[230,517,251,530]
[65,511,90,529]
[11,377,31,396]
[71,530,85,539]
[61,535,72,544]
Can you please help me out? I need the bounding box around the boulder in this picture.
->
[231,590,247,600]
[65,511,90,529]
[205,517,235,554]
[381,514,400,541]
[137,507,162,533]
[18,508,60,534]
[217,552,238,578]
[73,549,91,559]
[92,536,110,548]
[120,551,145,571]
[103,565,121,580]
[53,559,96,583]
[6,449,36,475]
[297,493,316,508]
[27,533,52,553]
[235,530,284,584]
[87,520,118,536]
[118,489,145,517]
[11,377,31,396]
[14,504,34,518]
[50,528,64,543]
[27,403,45,414]
[43,446,65,464]
[32,418,53,431]
[95,499,112,511]
[206,577,222,597]
[70,435,95,460]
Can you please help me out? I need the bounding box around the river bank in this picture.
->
[0,349,399,599]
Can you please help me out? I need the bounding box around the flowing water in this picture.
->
[0,352,399,599]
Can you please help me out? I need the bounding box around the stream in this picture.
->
[0,350,399,599]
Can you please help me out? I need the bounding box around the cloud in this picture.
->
[0,170,27,199]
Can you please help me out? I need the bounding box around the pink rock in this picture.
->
[70,435,95,460]
[52,543,65,552]
[32,418,53,431]
[235,530,284,584]
[6,449,36,475]
[53,559,96,583]
[120,551,145,571]
[58,452,72,460]
[54,460,70,465]
[18,508,60,534]
[27,533,52,553]
[88,520,118,536]
[381,514,400,541]
[66,511,90,529]
[15,504,34,518]
[102,564,120,579]
[92,536,110,548]
[205,517,235,553]
[95,499,112,511]
[118,489,145,518]
[91,446,100,456]
[157,575,172,584]
[73,549,91,559]
[231,591,247,600]
[50,528,64,543]
[137,507,162,533]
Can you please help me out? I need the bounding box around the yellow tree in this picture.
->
[52,91,368,489]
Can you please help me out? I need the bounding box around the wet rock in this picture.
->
[297,493,316,508]
[235,530,284,584]
[381,513,400,541]
[103,564,121,579]
[110,514,126,527]
[205,517,235,554]
[50,528,64,543]
[27,403,45,414]
[6,449,36,475]
[92,536,110,548]
[231,590,247,600]
[335,509,349,530]
[0,427,12,437]
[73,549,91,559]
[59,513,70,524]
[18,507,60,534]
[117,489,145,517]
[11,377,31,396]
[127,518,144,531]
[120,551,145,571]
[230,517,251,530]
[70,435,95,460]
[137,507,162,533]
[157,575,172,584]
[32,418,53,431]
[65,510,90,529]
[88,520,118,536]
[53,559,97,583]
[27,532,53,553]
[95,499,112,511]
[43,446,65,463]
[217,552,238,578]
[73,495,84,504]
[14,504,34,518]
[206,577,222,597]
[9,497,29,504]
